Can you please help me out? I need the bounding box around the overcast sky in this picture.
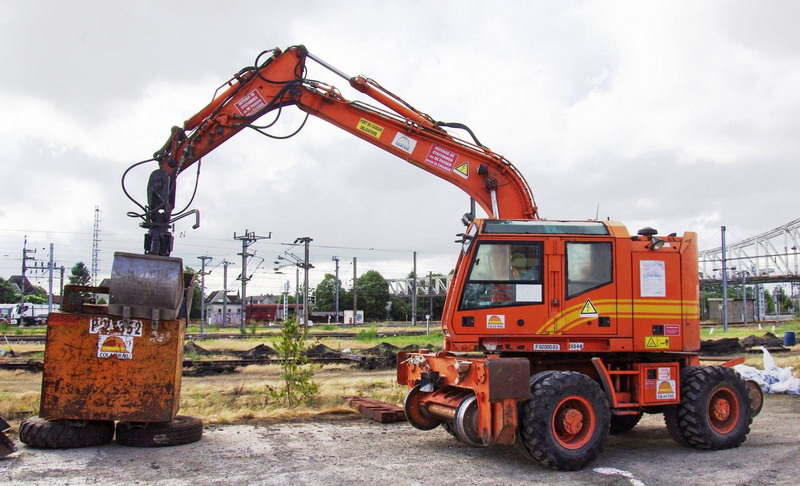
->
[1,0,798,297]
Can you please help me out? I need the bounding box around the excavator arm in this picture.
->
[140,45,538,255]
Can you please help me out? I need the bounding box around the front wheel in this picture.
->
[664,366,752,450]
[517,371,610,471]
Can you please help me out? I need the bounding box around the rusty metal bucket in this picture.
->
[108,252,184,321]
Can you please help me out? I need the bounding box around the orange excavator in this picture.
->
[128,45,758,469]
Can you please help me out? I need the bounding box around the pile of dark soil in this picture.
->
[741,332,784,349]
[240,344,277,357]
[701,332,788,356]
[304,343,342,359]
[184,341,213,356]
[354,342,442,370]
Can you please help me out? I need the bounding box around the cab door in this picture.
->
[561,239,618,336]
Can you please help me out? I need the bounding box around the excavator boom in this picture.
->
[141,45,537,255]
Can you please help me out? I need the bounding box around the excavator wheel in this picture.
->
[609,413,642,434]
[517,371,610,471]
[19,416,115,449]
[664,366,752,450]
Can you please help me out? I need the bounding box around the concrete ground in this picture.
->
[1,394,799,486]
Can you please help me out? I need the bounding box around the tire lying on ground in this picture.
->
[19,416,115,448]
[115,415,203,447]
[664,365,752,450]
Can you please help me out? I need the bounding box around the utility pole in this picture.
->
[20,236,36,311]
[197,255,213,333]
[48,243,54,313]
[295,237,313,328]
[352,257,358,324]
[721,226,728,333]
[91,206,101,287]
[411,251,417,326]
[332,256,340,323]
[234,230,271,333]
[222,260,231,327]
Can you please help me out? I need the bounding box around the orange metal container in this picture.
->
[40,311,185,422]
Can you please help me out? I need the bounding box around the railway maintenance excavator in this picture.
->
[27,45,760,469]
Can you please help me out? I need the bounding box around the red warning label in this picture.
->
[234,90,268,117]
[424,145,458,172]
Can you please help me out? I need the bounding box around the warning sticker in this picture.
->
[234,90,268,117]
[424,145,458,172]
[658,367,672,380]
[97,334,134,360]
[645,336,670,349]
[391,133,417,154]
[454,162,469,179]
[656,380,677,400]
[487,315,505,329]
[89,317,143,337]
[580,299,598,318]
[664,324,681,336]
[357,118,384,138]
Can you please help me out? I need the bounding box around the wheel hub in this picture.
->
[711,397,731,422]
[558,408,584,436]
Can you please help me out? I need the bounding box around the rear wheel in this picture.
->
[517,371,610,471]
[19,416,114,449]
[115,415,203,447]
[664,366,752,450]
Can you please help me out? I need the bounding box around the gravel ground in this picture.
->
[2,394,799,486]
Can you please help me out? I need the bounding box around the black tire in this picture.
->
[517,371,610,471]
[115,415,203,447]
[19,416,114,449]
[609,413,642,434]
[664,366,752,450]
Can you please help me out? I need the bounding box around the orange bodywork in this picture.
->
[398,219,701,445]
[40,311,185,422]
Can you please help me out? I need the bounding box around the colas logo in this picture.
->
[487,315,505,329]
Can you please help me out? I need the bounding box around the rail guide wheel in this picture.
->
[403,385,441,430]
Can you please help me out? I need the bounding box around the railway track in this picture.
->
[0,355,368,373]
[1,329,430,345]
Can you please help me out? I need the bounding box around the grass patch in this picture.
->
[701,320,799,340]
[355,326,379,342]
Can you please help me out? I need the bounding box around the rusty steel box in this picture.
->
[40,311,186,422]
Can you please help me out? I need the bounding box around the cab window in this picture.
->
[460,242,543,310]
[565,241,613,298]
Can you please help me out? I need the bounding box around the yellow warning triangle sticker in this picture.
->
[454,162,469,179]
[580,299,598,316]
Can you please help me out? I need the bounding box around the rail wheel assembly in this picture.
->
[665,365,752,450]
[517,371,610,471]
[115,415,203,447]
[19,416,115,449]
